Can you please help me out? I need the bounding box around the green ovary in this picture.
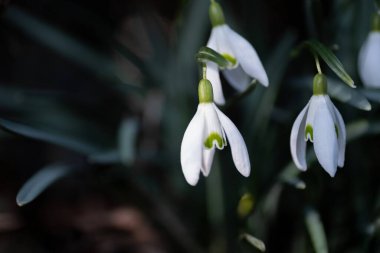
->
[204,132,225,149]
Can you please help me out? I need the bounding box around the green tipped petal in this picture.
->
[221,53,237,66]
[209,1,225,27]
[204,132,224,149]
[198,79,214,103]
[305,124,313,141]
[313,73,327,95]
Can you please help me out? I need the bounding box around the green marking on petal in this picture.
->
[222,53,237,67]
[204,132,224,149]
[305,124,313,141]
[335,124,339,138]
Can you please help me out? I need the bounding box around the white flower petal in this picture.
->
[224,25,269,87]
[206,62,226,105]
[201,148,215,177]
[180,107,205,185]
[328,99,346,167]
[213,25,235,57]
[207,27,217,49]
[222,65,251,92]
[290,102,309,171]
[203,104,226,149]
[358,32,380,88]
[214,105,250,177]
[313,101,339,177]
[305,96,321,142]
[323,96,345,167]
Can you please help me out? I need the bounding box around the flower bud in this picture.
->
[198,79,214,103]
[313,73,327,95]
[209,1,225,27]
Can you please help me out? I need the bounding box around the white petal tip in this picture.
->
[240,167,250,177]
[260,77,269,87]
[183,173,200,186]
[296,165,307,171]
[326,169,337,177]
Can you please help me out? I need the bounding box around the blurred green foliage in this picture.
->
[0,0,379,252]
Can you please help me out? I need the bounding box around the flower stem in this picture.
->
[314,54,322,74]
[202,62,207,80]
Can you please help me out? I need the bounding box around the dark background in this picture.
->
[0,0,379,252]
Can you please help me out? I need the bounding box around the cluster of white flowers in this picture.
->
[180,1,380,185]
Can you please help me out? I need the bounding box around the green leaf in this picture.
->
[240,233,266,252]
[305,40,355,88]
[305,208,328,253]
[4,7,142,94]
[327,78,371,111]
[0,119,100,155]
[196,46,232,69]
[87,150,120,164]
[16,163,73,206]
[118,118,138,166]
[361,88,380,103]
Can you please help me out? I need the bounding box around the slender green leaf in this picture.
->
[361,88,380,103]
[305,40,355,88]
[196,46,232,69]
[17,163,73,206]
[240,233,266,252]
[87,150,120,164]
[327,78,371,111]
[0,119,100,155]
[305,208,328,253]
[4,7,142,94]
[118,118,138,166]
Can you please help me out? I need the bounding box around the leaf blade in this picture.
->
[305,40,355,88]
[16,163,73,206]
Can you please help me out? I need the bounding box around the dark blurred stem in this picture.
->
[206,158,227,253]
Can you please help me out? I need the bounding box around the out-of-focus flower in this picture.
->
[358,13,380,88]
[290,74,346,177]
[180,79,250,186]
[206,0,268,105]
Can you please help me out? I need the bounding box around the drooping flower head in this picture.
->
[206,0,269,105]
[290,74,346,177]
[358,13,380,88]
[180,78,250,185]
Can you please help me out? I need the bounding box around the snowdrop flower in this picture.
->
[290,74,346,177]
[206,0,269,105]
[180,78,250,185]
[358,14,380,88]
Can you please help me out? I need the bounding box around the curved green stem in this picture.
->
[314,54,322,74]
